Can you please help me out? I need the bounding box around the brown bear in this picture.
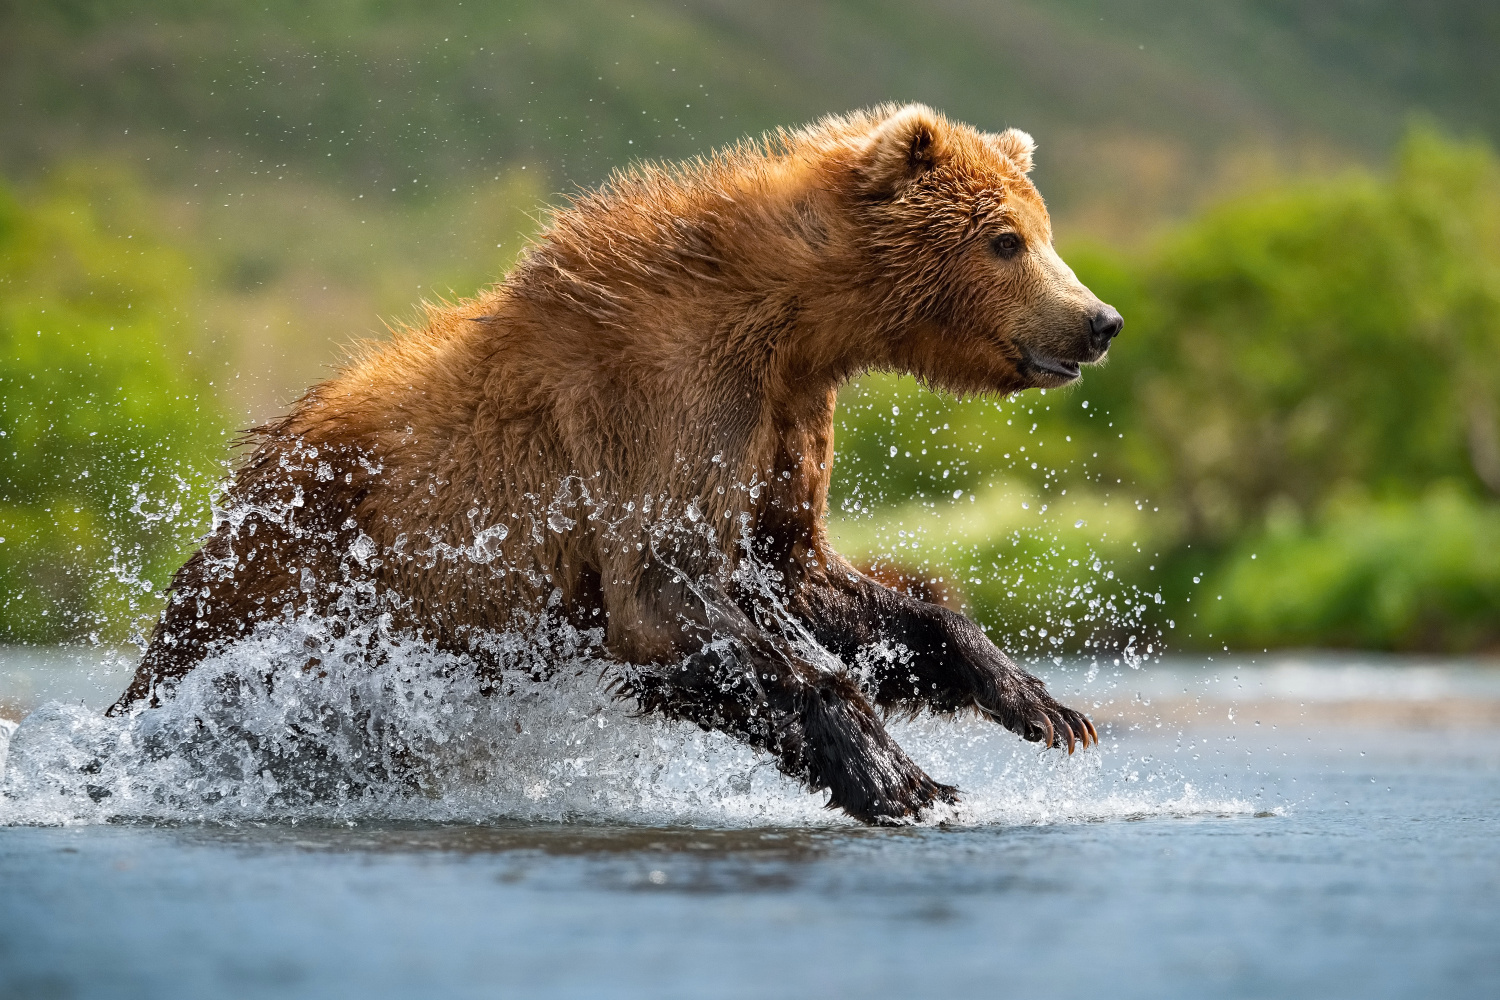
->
[108,104,1121,824]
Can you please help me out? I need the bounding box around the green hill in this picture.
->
[5,1,1497,204]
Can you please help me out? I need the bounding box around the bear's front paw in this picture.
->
[974,671,1098,753]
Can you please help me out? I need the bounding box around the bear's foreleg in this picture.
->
[795,560,1097,753]
[607,570,956,824]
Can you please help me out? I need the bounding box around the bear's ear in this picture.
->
[986,128,1036,175]
[859,104,950,194]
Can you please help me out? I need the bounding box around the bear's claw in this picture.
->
[976,687,1098,753]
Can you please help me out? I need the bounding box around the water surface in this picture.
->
[1,651,1497,998]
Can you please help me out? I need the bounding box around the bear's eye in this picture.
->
[990,233,1024,259]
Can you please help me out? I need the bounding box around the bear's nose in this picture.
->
[1089,306,1123,352]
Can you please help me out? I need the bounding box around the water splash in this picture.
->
[0,612,1251,828]
[0,441,1245,829]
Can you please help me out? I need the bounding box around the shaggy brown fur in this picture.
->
[109,104,1122,824]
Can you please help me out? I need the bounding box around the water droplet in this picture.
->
[349,533,377,566]
[470,524,509,563]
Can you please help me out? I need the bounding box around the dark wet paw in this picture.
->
[797,674,962,825]
[975,672,1098,754]
[845,770,961,826]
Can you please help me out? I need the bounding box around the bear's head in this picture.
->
[846,104,1121,395]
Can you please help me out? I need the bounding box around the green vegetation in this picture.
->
[8,0,1494,195]
[0,170,227,644]
[1200,487,1500,651]
[831,129,1500,653]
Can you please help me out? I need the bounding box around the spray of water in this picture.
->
[0,609,1248,828]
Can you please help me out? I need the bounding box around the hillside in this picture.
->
[6,1,1497,190]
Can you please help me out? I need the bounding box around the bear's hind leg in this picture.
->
[106,546,245,716]
[107,521,330,717]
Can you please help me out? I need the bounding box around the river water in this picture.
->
[1,647,1497,999]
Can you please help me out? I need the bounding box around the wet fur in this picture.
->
[111,105,1110,824]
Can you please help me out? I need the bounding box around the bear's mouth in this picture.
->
[1020,350,1082,384]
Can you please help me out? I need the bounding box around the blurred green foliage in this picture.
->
[1080,126,1500,537]
[0,170,226,644]
[832,128,1500,653]
[1201,486,1500,651]
[5,1,1497,212]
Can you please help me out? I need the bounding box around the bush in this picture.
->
[1072,127,1500,540]
[0,170,227,644]
[1199,486,1500,651]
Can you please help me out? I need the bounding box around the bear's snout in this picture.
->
[1013,300,1123,386]
[1088,305,1123,355]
